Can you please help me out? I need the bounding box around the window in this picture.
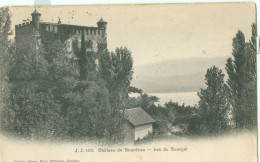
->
[66,39,72,52]
[50,25,53,32]
[54,26,58,33]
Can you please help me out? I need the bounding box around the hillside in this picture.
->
[132,56,228,93]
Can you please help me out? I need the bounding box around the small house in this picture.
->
[123,107,155,141]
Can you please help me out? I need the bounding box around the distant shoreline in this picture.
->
[129,92,199,106]
[147,91,198,94]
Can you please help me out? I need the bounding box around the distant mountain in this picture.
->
[132,56,228,93]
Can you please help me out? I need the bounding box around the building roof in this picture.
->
[40,22,98,29]
[123,107,155,126]
[97,18,107,24]
[31,9,41,15]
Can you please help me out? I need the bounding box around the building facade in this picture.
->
[123,107,155,142]
[15,9,108,60]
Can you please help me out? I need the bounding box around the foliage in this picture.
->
[128,92,197,136]
[0,7,13,70]
[226,25,257,129]
[152,111,169,136]
[164,100,195,124]
[185,113,202,134]
[97,47,134,142]
[129,93,159,108]
[99,47,133,112]
[65,81,111,139]
[128,86,143,94]
[197,66,230,135]
[0,7,13,93]
[0,7,15,134]
[103,111,126,144]
[3,90,64,139]
[134,131,154,144]
[0,7,12,42]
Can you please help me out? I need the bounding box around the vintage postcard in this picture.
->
[0,3,257,162]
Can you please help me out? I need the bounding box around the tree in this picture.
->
[98,47,133,143]
[0,7,11,43]
[1,21,81,139]
[0,7,13,99]
[78,34,88,80]
[0,8,16,134]
[65,81,111,139]
[226,26,257,129]
[248,23,257,74]
[2,37,76,139]
[74,34,97,81]
[128,86,143,94]
[197,66,230,134]
[243,23,257,128]
[164,100,195,125]
[42,38,78,113]
[99,47,133,112]
[2,89,64,139]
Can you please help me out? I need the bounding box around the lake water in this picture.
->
[149,92,199,106]
[129,92,199,106]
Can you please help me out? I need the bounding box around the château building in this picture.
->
[15,9,108,60]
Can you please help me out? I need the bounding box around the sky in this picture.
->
[9,3,256,67]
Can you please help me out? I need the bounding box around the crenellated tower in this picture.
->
[15,9,42,51]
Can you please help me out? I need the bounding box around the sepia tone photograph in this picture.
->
[0,3,257,162]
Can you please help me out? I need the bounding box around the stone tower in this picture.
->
[15,9,41,51]
[31,9,41,29]
[97,18,107,29]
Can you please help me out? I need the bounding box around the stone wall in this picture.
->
[15,22,40,50]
